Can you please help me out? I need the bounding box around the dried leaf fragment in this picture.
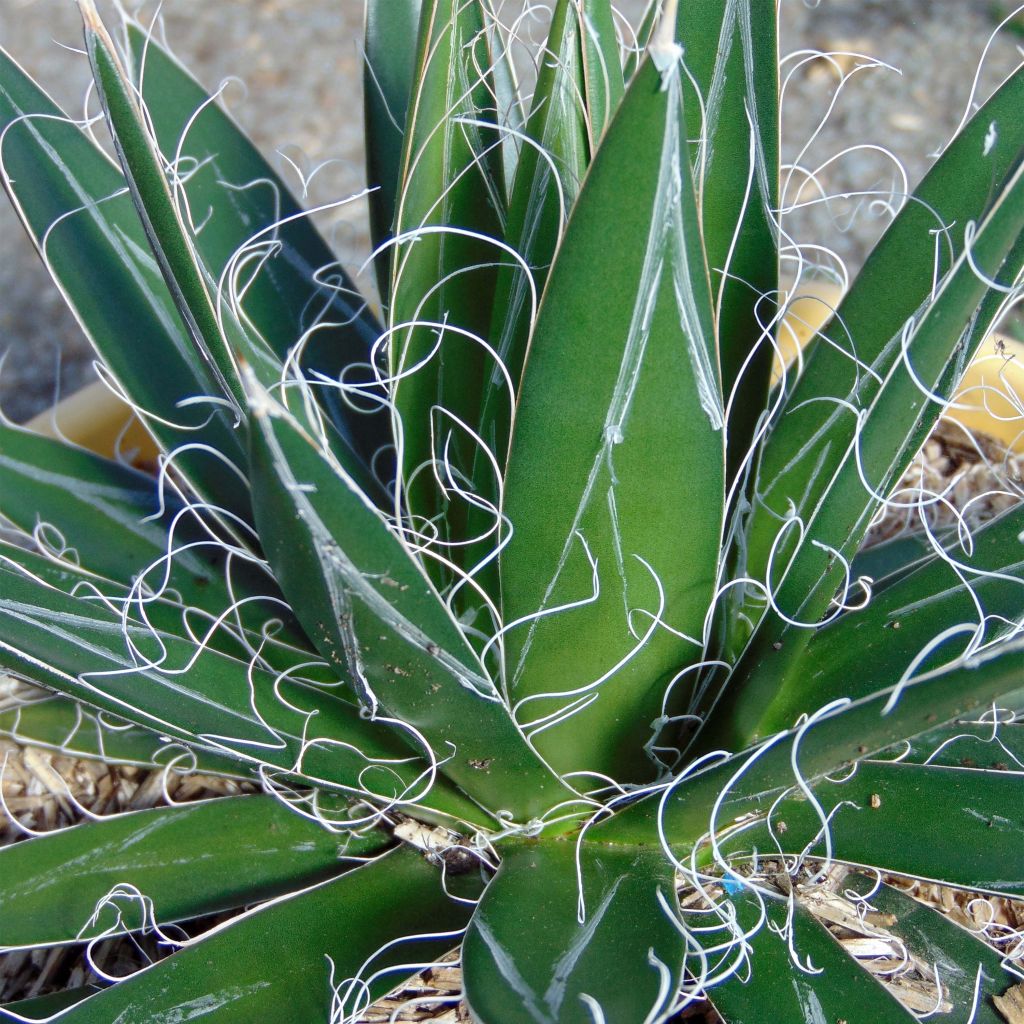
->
[995,982,1024,1024]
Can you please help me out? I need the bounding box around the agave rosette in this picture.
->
[0,1,1023,1021]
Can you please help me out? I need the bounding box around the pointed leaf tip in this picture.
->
[649,0,684,77]
[76,0,103,32]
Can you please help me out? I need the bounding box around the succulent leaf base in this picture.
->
[1,1,1023,1021]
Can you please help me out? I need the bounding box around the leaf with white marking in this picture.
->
[731,65,1024,665]
[602,640,1024,852]
[246,374,577,820]
[0,562,482,825]
[50,847,474,1024]
[0,795,386,949]
[676,0,778,476]
[0,682,242,778]
[463,841,684,1024]
[126,22,391,491]
[389,0,505,533]
[706,502,1024,750]
[0,49,247,520]
[701,890,916,1024]
[500,49,724,783]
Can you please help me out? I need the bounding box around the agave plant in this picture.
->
[1,0,1023,1020]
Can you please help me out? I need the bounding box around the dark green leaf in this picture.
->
[500,53,724,782]
[849,532,937,591]
[0,425,335,689]
[0,49,247,520]
[716,503,1024,747]
[0,682,243,778]
[245,377,577,821]
[0,795,386,948]
[463,841,683,1024]
[624,1,658,80]
[0,562,482,825]
[469,0,591,587]
[364,0,424,301]
[579,0,624,146]
[676,0,779,477]
[702,889,915,1024]
[714,163,1024,747]
[487,0,589,411]
[0,537,335,692]
[733,65,1024,659]
[0,424,263,626]
[622,0,779,475]
[83,5,246,412]
[484,1,525,196]
[723,760,1024,897]
[1,987,100,1021]
[602,640,1024,852]
[53,846,472,1024]
[389,0,504,530]
[844,873,1017,1024]
[126,23,391,489]
[895,706,1024,769]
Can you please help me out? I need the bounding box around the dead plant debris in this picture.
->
[866,419,1022,546]
[994,981,1024,1024]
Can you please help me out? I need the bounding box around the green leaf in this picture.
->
[389,0,504,529]
[499,53,724,782]
[0,537,336,693]
[624,1,658,80]
[486,0,589,411]
[0,425,336,688]
[0,563,482,825]
[785,209,1020,624]
[723,760,1024,897]
[849,531,937,591]
[895,706,1024,768]
[0,422,200,585]
[677,0,779,475]
[0,682,243,778]
[245,376,577,822]
[578,0,624,147]
[0,49,247,520]
[844,873,1017,1024]
[701,889,915,1024]
[463,841,683,1024]
[712,503,1024,748]
[468,0,591,588]
[625,0,778,475]
[713,169,1024,746]
[483,0,526,196]
[602,640,1024,852]
[0,795,386,949]
[0,424,262,624]
[125,22,391,487]
[476,0,625,482]
[734,64,1024,656]
[51,846,472,1024]
[365,0,424,301]
[1,987,100,1021]
[82,4,246,413]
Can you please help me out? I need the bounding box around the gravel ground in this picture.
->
[1,0,1022,421]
